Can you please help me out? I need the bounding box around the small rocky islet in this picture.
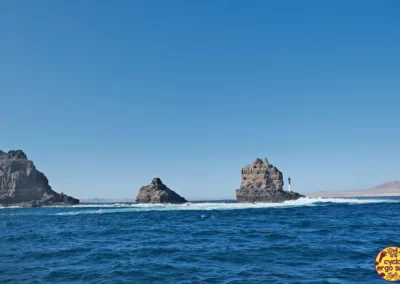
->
[0,150,79,207]
[0,149,303,207]
[236,158,304,203]
[136,178,187,204]
[136,158,304,204]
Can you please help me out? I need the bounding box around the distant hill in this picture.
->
[307,181,400,197]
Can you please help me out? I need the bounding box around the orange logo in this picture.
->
[375,246,400,282]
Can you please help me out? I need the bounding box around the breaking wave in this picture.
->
[53,197,398,216]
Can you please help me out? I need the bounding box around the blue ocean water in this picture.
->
[1,197,399,284]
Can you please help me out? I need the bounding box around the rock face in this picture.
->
[0,150,79,207]
[136,178,187,204]
[236,158,304,203]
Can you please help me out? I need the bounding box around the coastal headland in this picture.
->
[307,181,400,197]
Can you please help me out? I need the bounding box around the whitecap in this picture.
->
[53,197,398,216]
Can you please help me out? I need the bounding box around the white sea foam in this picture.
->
[0,206,22,209]
[52,197,398,216]
[1,197,397,212]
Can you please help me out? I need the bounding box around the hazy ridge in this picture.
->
[307,181,400,197]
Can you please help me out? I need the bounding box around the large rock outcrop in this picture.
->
[236,158,304,203]
[0,150,79,207]
[136,178,187,204]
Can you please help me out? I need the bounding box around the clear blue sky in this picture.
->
[1,1,399,200]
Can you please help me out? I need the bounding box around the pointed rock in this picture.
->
[240,157,283,190]
[0,149,79,207]
[236,157,304,203]
[136,178,187,204]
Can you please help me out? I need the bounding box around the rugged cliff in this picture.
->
[0,150,79,207]
[136,178,187,204]
[236,158,304,203]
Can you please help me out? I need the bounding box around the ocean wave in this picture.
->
[53,197,398,216]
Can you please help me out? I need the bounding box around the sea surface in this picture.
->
[1,197,399,283]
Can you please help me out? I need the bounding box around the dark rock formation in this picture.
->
[236,187,304,203]
[136,178,187,204]
[0,150,79,207]
[236,158,304,203]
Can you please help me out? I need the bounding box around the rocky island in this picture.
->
[0,150,79,207]
[236,158,304,203]
[136,178,187,204]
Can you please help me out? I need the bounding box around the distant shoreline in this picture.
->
[307,192,400,198]
[307,181,400,198]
